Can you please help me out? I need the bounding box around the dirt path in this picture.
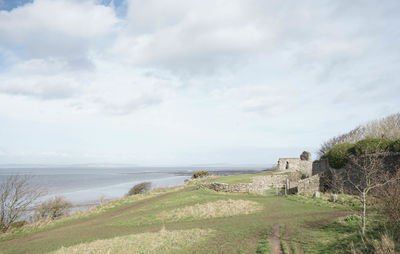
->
[270,223,282,254]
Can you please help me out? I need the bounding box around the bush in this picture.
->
[376,170,400,240]
[344,214,361,223]
[127,182,152,196]
[34,196,73,220]
[9,221,27,229]
[191,171,210,179]
[326,143,355,169]
[354,138,392,156]
[389,139,400,152]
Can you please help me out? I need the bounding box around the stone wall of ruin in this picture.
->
[278,158,313,175]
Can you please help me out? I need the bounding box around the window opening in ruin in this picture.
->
[285,161,289,169]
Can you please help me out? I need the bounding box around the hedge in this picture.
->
[326,143,355,169]
[353,138,392,156]
[389,139,400,152]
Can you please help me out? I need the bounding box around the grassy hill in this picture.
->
[0,174,376,254]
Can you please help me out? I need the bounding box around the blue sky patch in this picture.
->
[0,0,33,11]
[99,0,127,17]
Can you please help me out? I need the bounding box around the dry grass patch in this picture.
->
[52,228,213,254]
[161,199,262,221]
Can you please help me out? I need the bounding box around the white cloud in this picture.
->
[212,85,302,115]
[108,0,382,76]
[0,0,399,165]
[109,0,274,73]
[0,0,118,67]
[0,75,81,99]
[9,58,72,75]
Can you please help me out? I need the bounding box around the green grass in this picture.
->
[0,173,393,253]
[255,230,270,254]
[281,240,290,254]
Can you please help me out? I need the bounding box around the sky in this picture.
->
[0,0,399,166]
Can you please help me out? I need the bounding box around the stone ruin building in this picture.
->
[277,151,313,176]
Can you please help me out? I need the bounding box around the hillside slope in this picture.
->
[0,180,359,254]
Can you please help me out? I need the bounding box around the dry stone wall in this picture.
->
[199,175,289,194]
[296,175,320,194]
[199,174,321,194]
[200,182,252,193]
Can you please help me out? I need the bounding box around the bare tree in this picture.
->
[344,155,399,235]
[0,175,43,232]
[363,113,400,140]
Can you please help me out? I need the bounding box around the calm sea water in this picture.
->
[0,166,266,208]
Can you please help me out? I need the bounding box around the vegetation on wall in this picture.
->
[324,138,399,170]
[389,139,400,153]
[325,143,355,169]
[353,138,392,156]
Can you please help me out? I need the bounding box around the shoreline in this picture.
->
[32,168,268,213]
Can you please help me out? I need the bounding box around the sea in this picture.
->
[0,165,269,210]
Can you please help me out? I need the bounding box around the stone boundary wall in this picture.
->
[199,175,289,194]
[295,174,320,194]
[251,175,288,189]
[199,182,254,193]
[286,174,320,194]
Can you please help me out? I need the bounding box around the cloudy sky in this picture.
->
[0,0,399,166]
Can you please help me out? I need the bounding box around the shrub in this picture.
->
[375,170,400,240]
[371,234,396,254]
[389,139,400,152]
[344,214,361,223]
[353,138,392,156]
[191,171,210,179]
[127,182,152,196]
[9,221,27,229]
[34,196,73,220]
[326,143,355,169]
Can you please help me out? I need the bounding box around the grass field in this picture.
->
[0,175,380,254]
